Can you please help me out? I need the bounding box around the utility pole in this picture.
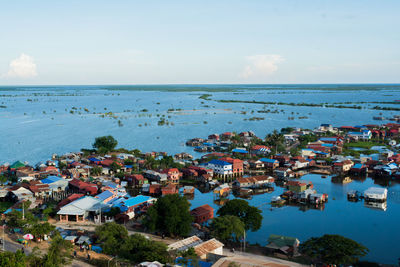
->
[2,224,5,251]
[243,230,246,253]
[22,201,24,220]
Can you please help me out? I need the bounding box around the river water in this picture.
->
[1,84,400,263]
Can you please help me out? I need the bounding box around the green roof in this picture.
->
[267,234,298,248]
[10,161,25,169]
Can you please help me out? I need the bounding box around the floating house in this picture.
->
[364,187,387,202]
[265,234,300,257]
[207,159,233,178]
[213,184,230,198]
[232,176,274,189]
[190,204,214,224]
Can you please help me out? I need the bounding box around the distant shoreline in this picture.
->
[1,83,400,92]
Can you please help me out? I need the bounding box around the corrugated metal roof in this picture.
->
[95,190,114,201]
[194,238,224,257]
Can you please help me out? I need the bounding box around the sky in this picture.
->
[0,0,399,85]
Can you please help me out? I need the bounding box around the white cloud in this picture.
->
[240,54,284,78]
[5,53,37,78]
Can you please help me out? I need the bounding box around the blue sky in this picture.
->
[0,0,399,84]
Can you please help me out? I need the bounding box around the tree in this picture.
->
[300,234,369,265]
[109,162,121,173]
[119,234,171,264]
[91,166,103,176]
[93,135,118,152]
[27,222,55,241]
[0,175,8,185]
[217,199,262,231]
[95,222,128,255]
[0,250,27,267]
[176,247,198,266]
[210,215,244,243]
[143,194,192,237]
[6,209,38,230]
[40,233,73,267]
[58,161,67,171]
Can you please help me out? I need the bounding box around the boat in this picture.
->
[347,190,361,201]
[182,186,195,195]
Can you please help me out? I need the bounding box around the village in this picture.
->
[0,122,398,266]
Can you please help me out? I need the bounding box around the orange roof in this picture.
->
[191,204,214,216]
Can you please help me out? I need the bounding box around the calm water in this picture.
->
[189,175,400,264]
[1,84,400,263]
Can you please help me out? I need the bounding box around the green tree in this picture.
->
[95,222,128,255]
[143,194,192,237]
[91,166,103,176]
[58,161,67,171]
[40,233,73,267]
[27,222,55,241]
[124,158,134,165]
[265,130,284,147]
[119,234,171,264]
[300,234,369,265]
[0,250,27,267]
[110,162,121,173]
[93,135,118,152]
[0,175,8,185]
[6,209,38,230]
[210,215,244,243]
[217,199,262,231]
[176,247,199,266]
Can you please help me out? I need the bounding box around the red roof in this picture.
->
[286,181,307,187]
[149,184,161,194]
[219,157,243,164]
[161,168,180,174]
[340,126,356,130]
[101,159,123,167]
[191,204,214,217]
[69,179,98,194]
[131,174,145,181]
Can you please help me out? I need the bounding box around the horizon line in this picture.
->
[1,82,400,87]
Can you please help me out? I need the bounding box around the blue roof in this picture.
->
[315,151,328,155]
[41,176,63,184]
[348,132,362,135]
[102,181,118,189]
[3,208,22,214]
[321,144,334,147]
[88,157,101,162]
[95,190,114,202]
[124,165,133,168]
[232,149,248,153]
[352,163,364,169]
[260,158,278,163]
[208,159,232,166]
[203,142,216,147]
[319,137,337,142]
[123,195,152,207]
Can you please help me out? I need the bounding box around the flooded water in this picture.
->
[189,174,400,264]
[1,84,400,263]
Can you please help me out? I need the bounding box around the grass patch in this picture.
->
[344,141,385,149]
[0,202,13,213]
